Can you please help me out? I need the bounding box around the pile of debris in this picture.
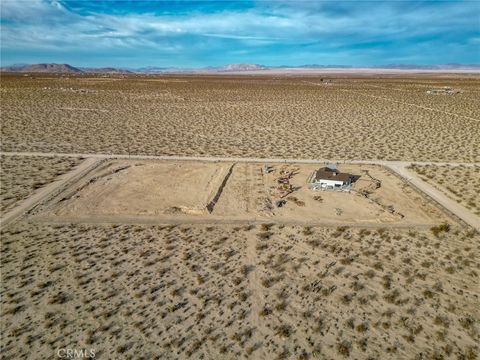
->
[266,166,301,208]
[263,164,304,208]
[276,168,298,198]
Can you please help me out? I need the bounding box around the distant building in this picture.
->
[426,87,458,95]
[308,164,356,191]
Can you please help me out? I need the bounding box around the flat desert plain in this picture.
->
[1,222,478,359]
[1,73,479,161]
[409,164,480,216]
[0,155,82,215]
[1,73,479,360]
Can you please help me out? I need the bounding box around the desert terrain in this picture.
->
[0,155,82,215]
[1,74,479,359]
[1,221,478,359]
[1,74,479,162]
[409,164,480,216]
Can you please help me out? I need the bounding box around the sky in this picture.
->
[1,0,479,68]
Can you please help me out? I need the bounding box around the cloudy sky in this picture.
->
[1,0,479,68]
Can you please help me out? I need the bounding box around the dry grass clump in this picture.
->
[410,164,480,215]
[0,155,82,215]
[336,340,352,357]
[430,223,451,237]
[1,74,479,162]
[1,222,478,359]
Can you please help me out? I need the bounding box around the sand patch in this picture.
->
[48,160,231,217]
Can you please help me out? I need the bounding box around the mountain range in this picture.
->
[2,63,84,73]
[2,63,479,74]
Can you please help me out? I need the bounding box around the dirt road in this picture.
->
[387,163,480,230]
[0,158,100,227]
[1,151,479,230]
[1,151,478,167]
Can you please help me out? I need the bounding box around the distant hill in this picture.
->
[294,64,353,69]
[2,62,479,74]
[80,67,132,74]
[376,64,480,70]
[219,63,268,72]
[124,63,269,74]
[134,66,179,73]
[1,63,83,73]
[2,63,29,70]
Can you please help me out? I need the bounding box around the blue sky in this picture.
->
[1,0,479,67]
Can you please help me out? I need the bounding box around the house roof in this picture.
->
[315,167,353,182]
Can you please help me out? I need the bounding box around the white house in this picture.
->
[308,165,355,190]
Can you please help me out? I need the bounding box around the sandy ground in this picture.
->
[33,160,452,228]
[409,164,480,216]
[0,158,98,227]
[1,74,479,162]
[0,155,82,215]
[1,222,478,359]
[1,73,479,360]
[46,161,230,216]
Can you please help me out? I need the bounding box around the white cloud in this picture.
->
[1,0,478,65]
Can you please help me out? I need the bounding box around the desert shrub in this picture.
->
[48,292,71,305]
[431,223,451,237]
[260,223,272,231]
[257,232,272,240]
[276,324,293,338]
[303,227,313,236]
[336,341,351,357]
[307,239,321,248]
[356,322,369,332]
[434,315,450,328]
[275,300,288,311]
[459,315,475,330]
[259,306,272,317]
[256,243,268,251]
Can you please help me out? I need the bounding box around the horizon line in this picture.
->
[2,62,480,70]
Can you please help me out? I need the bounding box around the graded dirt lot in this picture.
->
[212,162,449,226]
[42,160,231,217]
[409,164,480,216]
[1,222,478,359]
[33,160,452,227]
[0,155,82,215]
[1,74,479,162]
